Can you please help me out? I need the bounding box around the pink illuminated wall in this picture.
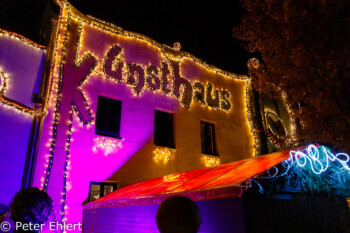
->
[0,30,45,208]
[31,3,254,231]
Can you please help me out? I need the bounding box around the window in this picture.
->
[95,96,122,138]
[88,182,117,202]
[201,121,217,155]
[154,110,174,148]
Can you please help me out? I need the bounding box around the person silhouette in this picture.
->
[156,195,201,233]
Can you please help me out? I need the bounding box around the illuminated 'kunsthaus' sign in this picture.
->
[102,45,232,111]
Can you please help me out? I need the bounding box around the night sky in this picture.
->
[0,0,253,74]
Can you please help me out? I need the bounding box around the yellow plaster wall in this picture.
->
[109,59,255,188]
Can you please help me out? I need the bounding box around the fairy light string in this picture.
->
[0,30,46,116]
[41,1,258,228]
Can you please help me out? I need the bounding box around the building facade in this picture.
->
[31,2,256,225]
[0,29,46,209]
[0,0,262,229]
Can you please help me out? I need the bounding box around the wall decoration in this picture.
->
[101,43,232,110]
[103,45,123,82]
[0,29,46,116]
[160,62,172,95]
[146,65,161,90]
[264,110,288,149]
[206,83,220,109]
[193,82,205,105]
[127,63,145,96]
[171,60,193,108]
[92,137,124,156]
[220,90,231,111]
[32,1,255,229]
[201,155,220,167]
[0,72,7,95]
[153,148,175,164]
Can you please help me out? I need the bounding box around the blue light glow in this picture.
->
[290,144,350,175]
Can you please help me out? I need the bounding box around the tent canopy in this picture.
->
[84,147,302,210]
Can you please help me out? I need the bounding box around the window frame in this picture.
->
[154,110,175,148]
[95,96,122,139]
[200,120,218,156]
[88,181,117,202]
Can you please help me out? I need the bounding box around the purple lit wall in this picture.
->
[83,198,245,233]
[31,4,254,230]
[0,30,45,208]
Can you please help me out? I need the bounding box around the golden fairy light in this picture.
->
[92,137,123,156]
[201,154,220,167]
[153,148,175,164]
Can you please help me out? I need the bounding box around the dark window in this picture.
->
[88,182,117,202]
[154,110,174,148]
[95,96,122,138]
[201,121,217,155]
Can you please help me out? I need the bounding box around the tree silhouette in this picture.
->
[234,0,350,152]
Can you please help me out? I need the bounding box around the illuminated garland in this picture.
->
[86,15,120,29]
[0,72,7,95]
[68,12,246,81]
[146,65,161,91]
[0,72,43,116]
[100,43,233,110]
[41,4,72,226]
[264,109,290,149]
[92,137,124,156]
[40,1,257,227]
[0,28,45,50]
[245,78,258,156]
[61,107,74,224]
[0,30,46,116]
[153,148,175,164]
[276,87,297,145]
[40,1,69,191]
[66,2,248,81]
[201,155,220,167]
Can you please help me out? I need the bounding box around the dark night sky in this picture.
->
[0,0,253,74]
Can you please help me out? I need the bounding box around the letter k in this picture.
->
[60,22,97,123]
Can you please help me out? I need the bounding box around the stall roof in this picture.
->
[84,147,303,209]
